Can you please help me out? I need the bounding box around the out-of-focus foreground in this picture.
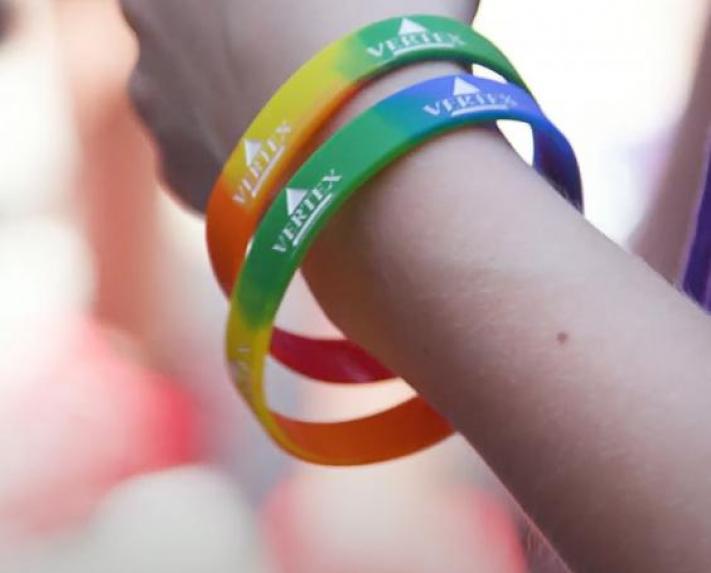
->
[0,0,707,571]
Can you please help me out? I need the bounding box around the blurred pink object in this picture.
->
[261,472,526,573]
[0,315,197,538]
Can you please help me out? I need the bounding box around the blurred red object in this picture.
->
[0,316,198,538]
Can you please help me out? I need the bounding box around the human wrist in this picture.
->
[215,5,479,167]
[222,70,563,464]
[210,24,506,363]
[211,14,546,402]
[223,2,479,130]
[299,123,518,366]
[289,60,504,359]
[297,64,518,365]
[207,16,518,295]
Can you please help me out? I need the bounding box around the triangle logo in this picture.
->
[244,139,262,165]
[398,18,428,36]
[453,77,480,96]
[286,188,309,216]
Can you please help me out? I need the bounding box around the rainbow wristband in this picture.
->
[226,74,583,466]
[206,15,530,384]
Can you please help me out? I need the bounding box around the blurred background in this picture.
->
[0,0,708,571]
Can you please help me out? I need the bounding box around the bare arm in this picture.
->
[123,2,711,571]
[307,69,711,573]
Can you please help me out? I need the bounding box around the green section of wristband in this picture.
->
[242,110,399,325]
[339,15,528,90]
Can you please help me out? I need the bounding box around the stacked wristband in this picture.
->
[225,74,582,465]
[206,15,531,383]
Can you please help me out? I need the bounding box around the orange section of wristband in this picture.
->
[227,321,453,465]
[273,400,452,465]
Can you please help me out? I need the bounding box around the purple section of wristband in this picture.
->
[682,140,711,309]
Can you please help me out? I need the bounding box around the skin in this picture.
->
[629,15,711,281]
[122,1,711,571]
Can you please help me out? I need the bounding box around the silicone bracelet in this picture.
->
[206,15,530,384]
[226,74,583,465]
[682,145,711,308]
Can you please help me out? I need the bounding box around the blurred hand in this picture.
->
[120,0,478,211]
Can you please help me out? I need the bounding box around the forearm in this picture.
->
[303,65,711,573]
